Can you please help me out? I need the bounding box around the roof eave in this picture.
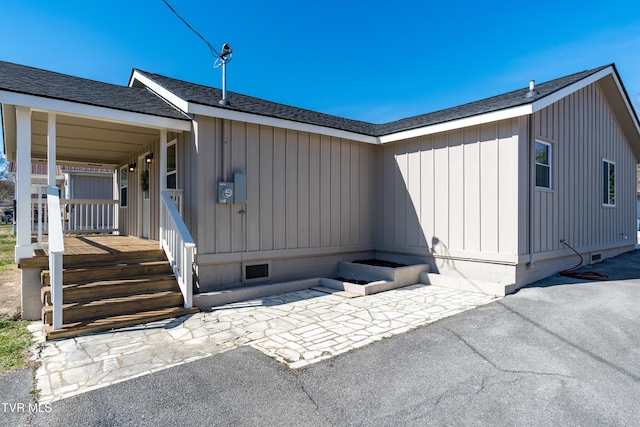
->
[378,104,533,144]
[129,70,191,114]
[188,102,379,144]
[0,89,191,131]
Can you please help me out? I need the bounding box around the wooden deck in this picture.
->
[20,235,162,268]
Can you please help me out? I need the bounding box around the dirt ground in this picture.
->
[0,265,21,320]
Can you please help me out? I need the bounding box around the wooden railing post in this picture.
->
[46,186,65,330]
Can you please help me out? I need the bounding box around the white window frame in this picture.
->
[602,158,616,207]
[166,140,178,190]
[119,165,128,208]
[535,140,552,190]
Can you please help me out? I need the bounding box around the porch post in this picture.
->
[113,170,119,234]
[15,106,32,263]
[47,113,56,187]
[159,128,167,248]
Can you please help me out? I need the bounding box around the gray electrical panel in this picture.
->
[217,173,246,204]
[233,173,246,204]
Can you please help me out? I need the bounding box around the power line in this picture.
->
[161,0,220,58]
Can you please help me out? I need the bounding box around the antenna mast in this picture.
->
[162,1,233,105]
[215,44,233,105]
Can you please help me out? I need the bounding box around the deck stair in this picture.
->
[40,248,198,340]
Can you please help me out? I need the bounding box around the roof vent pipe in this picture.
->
[525,79,538,98]
[215,43,233,105]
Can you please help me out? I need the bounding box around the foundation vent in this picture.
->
[243,261,271,284]
[590,253,603,264]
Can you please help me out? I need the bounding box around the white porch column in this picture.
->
[113,169,119,234]
[159,128,167,248]
[47,113,56,187]
[15,106,32,263]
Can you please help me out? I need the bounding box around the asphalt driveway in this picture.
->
[4,250,640,426]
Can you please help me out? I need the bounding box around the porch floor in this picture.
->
[20,235,161,268]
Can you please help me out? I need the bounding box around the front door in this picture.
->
[139,153,151,239]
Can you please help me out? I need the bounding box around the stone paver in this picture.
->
[30,284,498,403]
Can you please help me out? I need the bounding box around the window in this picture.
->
[167,141,177,189]
[535,140,552,189]
[120,166,128,207]
[602,159,616,206]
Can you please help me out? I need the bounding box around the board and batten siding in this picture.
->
[530,82,637,255]
[118,131,184,240]
[192,117,376,260]
[375,118,521,261]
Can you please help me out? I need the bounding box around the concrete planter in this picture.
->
[324,261,430,295]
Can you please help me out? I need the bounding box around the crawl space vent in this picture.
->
[590,253,602,264]
[243,261,271,283]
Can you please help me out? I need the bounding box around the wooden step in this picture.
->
[44,306,200,341]
[41,260,172,285]
[41,274,179,305]
[42,290,185,325]
[20,248,167,269]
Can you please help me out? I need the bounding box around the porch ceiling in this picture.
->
[4,109,162,167]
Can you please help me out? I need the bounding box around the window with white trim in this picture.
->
[167,141,177,189]
[120,165,128,207]
[535,140,552,189]
[602,159,616,206]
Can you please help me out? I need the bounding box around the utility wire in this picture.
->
[161,0,220,58]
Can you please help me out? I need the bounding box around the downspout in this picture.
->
[527,114,535,266]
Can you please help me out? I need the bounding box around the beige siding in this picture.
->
[193,117,376,258]
[375,119,521,258]
[531,82,637,254]
[117,131,186,241]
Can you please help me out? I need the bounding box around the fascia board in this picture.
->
[609,70,640,137]
[378,104,532,144]
[188,103,379,144]
[0,90,191,131]
[129,71,190,113]
[531,66,614,114]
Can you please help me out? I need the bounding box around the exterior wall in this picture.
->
[118,131,185,241]
[374,119,521,289]
[518,82,637,285]
[68,173,113,199]
[191,117,377,291]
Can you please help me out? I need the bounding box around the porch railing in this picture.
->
[31,186,119,248]
[61,199,119,234]
[167,189,184,216]
[160,190,195,309]
[46,186,64,331]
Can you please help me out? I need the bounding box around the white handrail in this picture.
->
[30,197,119,242]
[160,190,195,309]
[46,186,64,331]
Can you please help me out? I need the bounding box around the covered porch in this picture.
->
[0,60,197,338]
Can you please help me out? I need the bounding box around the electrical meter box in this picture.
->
[218,182,234,204]
[217,173,246,204]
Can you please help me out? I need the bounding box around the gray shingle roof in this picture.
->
[1,59,616,136]
[0,60,188,121]
[133,69,377,135]
[375,65,612,136]
[135,65,612,137]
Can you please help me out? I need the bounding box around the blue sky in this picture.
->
[1,0,639,124]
